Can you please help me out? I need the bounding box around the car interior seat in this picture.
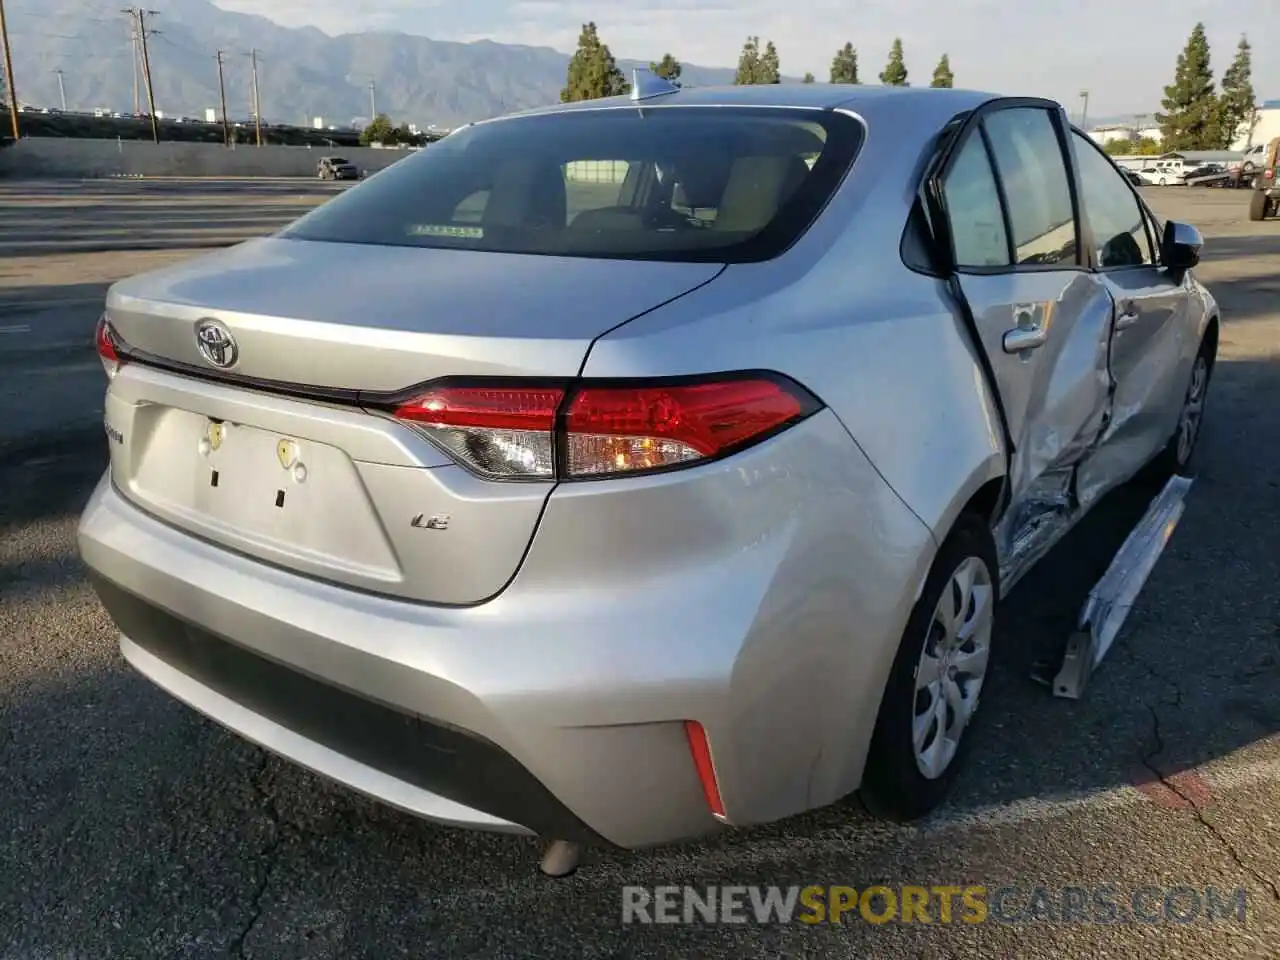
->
[713,155,811,233]
[482,158,567,232]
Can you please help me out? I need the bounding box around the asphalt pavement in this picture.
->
[1,182,1279,959]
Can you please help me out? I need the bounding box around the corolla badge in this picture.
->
[194,319,239,368]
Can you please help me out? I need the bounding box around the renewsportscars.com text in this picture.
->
[621,884,1248,925]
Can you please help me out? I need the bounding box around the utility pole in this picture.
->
[129,18,140,113]
[247,48,262,146]
[0,0,19,139]
[368,80,376,121]
[214,50,230,146]
[1078,90,1090,131]
[53,68,67,111]
[123,8,160,142]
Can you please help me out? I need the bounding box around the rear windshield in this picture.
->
[328,157,349,164]
[281,106,863,263]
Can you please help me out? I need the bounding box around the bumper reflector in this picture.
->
[684,720,726,819]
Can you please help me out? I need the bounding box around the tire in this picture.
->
[1249,190,1268,221]
[1243,161,1255,174]
[1145,336,1213,483]
[859,513,999,822]
[1159,177,1167,186]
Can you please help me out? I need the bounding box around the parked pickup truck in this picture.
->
[1248,137,1279,221]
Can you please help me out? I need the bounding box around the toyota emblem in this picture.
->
[195,319,238,369]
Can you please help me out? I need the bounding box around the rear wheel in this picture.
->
[1249,190,1268,221]
[859,514,998,821]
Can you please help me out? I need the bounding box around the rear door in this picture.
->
[929,100,1114,557]
[1067,129,1191,494]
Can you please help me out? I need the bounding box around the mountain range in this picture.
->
[6,0,779,128]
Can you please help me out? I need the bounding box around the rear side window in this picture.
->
[281,107,863,263]
[981,108,1077,266]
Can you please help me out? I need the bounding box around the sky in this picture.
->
[213,0,1278,119]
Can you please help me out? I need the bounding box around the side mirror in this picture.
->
[1162,220,1202,270]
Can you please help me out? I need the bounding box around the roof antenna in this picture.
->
[630,67,680,103]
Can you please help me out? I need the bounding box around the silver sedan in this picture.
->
[79,79,1216,867]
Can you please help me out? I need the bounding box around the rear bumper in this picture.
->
[78,408,935,848]
[91,572,602,841]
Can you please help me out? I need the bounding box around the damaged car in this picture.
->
[80,76,1216,874]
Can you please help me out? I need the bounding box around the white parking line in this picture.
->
[0,324,32,335]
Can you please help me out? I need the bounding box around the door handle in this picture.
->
[1116,302,1140,329]
[1003,325,1047,353]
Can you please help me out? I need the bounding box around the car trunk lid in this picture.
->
[102,239,723,604]
[106,237,723,390]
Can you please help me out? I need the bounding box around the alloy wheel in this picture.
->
[912,556,995,780]
[1177,354,1209,466]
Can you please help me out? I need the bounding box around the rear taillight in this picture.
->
[390,374,820,482]
[393,385,564,479]
[95,313,126,377]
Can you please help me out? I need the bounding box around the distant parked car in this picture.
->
[317,156,360,180]
[1136,165,1180,186]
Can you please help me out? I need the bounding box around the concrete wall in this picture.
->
[0,138,413,179]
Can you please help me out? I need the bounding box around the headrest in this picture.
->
[713,155,811,233]
[482,159,566,231]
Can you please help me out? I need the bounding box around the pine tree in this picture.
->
[802,72,816,84]
[735,36,762,84]
[759,41,781,83]
[830,42,859,84]
[736,36,780,84]
[561,22,629,102]
[880,38,909,87]
[930,54,954,88]
[1218,35,1256,148]
[1156,23,1220,150]
[651,53,682,85]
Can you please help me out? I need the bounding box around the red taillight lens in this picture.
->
[564,379,811,478]
[390,374,819,481]
[393,385,565,479]
[95,313,127,377]
[95,313,120,362]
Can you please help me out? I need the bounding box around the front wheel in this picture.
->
[1145,340,1212,483]
[1159,177,1168,186]
[859,514,998,822]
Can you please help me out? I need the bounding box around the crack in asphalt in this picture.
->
[227,753,288,959]
[1125,642,1280,902]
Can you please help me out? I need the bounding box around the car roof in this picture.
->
[495,83,1004,129]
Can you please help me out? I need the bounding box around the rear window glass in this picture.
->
[281,107,863,263]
